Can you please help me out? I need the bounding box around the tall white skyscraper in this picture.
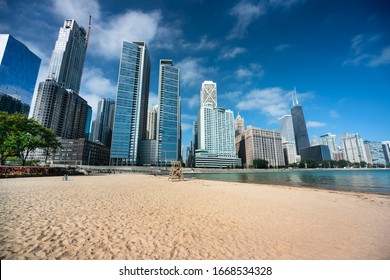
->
[320,133,337,160]
[47,19,90,93]
[339,133,367,163]
[196,81,240,168]
[200,81,217,107]
[32,19,91,138]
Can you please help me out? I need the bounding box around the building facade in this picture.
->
[291,89,310,155]
[279,115,295,143]
[93,98,115,146]
[47,19,88,93]
[320,133,337,160]
[32,19,91,138]
[196,81,240,168]
[339,133,367,163]
[245,126,285,168]
[300,145,332,162]
[110,41,150,166]
[0,34,41,114]
[364,141,387,166]
[235,113,246,165]
[156,60,181,165]
[51,138,110,166]
[146,105,158,140]
[33,80,90,138]
[382,141,390,166]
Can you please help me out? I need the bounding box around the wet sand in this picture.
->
[0,174,389,259]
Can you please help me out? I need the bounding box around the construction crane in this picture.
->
[85,15,92,49]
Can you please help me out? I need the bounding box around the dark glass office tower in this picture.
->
[291,89,310,155]
[0,34,41,114]
[93,98,115,147]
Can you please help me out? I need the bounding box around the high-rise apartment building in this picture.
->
[33,80,90,138]
[364,141,387,166]
[196,81,240,168]
[0,34,41,114]
[156,60,181,165]
[47,19,89,93]
[245,126,285,167]
[110,41,150,166]
[320,133,337,160]
[339,133,367,163]
[93,98,115,146]
[146,106,158,140]
[32,19,91,138]
[382,141,390,165]
[235,113,246,165]
[291,89,310,155]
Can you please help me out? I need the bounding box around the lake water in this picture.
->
[185,169,390,195]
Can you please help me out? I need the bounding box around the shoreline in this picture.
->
[1,174,389,260]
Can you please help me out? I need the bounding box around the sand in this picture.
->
[0,173,389,260]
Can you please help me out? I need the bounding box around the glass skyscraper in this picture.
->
[93,98,115,147]
[110,41,150,165]
[156,60,181,165]
[0,34,41,114]
[291,89,310,155]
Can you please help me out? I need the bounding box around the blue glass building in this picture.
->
[93,98,115,147]
[110,41,150,165]
[156,60,181,165]
[0,34,41,114]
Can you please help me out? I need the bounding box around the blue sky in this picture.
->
[1,0,389,153]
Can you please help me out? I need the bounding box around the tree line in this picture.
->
[0,112,61,166]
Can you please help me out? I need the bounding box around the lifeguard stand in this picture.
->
[169,161,184,181]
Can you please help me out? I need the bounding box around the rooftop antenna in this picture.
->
[85,15,92,49]
[292,86,299,107]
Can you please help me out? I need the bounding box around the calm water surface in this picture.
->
[185,169,390,195]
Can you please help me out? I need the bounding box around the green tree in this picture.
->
[0,112,61,166]
[41,127,61,163]
[253,159,269,169]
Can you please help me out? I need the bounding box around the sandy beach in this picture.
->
[0,173,389,260]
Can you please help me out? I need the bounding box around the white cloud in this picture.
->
[307,121,327,128]
[343,33,390,67]
[269,0,305,9]
[219,47,247,60]
[219,91,243,102]
[181,114,197,121]
[177,57,215,88]
[79,67,117,117]
[91,10,161,60]
[367,46,390,67]
[182,35,218,52]
[51,0,101,27]
[236,87,314,121]
[329,110,339,118]
[275,43,290,52]
[182,94,199,109]
[228,0,266,39]
[148,91,158,109]
[236,87,290,118]
[235,63,264,79]
[181,123,193,132]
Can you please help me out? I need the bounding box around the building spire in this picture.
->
[292,86,299,107]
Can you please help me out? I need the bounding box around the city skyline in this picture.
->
[1,0,389,155]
